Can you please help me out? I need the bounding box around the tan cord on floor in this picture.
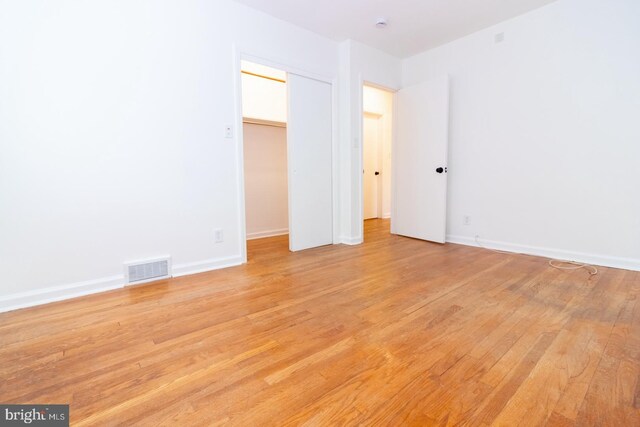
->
[474,235,598,276]
[548,259,598,275]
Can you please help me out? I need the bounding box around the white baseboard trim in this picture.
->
[340,236,363,245]
[0,255,246,314]
[0,275,125,314]
[246,228,289,240]
[446,235,640,272]
[172,255,244,277]
[381,213,391,219]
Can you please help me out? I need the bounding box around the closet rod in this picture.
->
[243,118,287,128]
[241,70,286,84]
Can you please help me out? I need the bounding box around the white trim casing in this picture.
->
[331,76,340,245]
[356,74,365,243]
[233,46,249,264]
[340,236,364,246]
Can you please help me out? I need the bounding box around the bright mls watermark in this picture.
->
[1,405,68,426]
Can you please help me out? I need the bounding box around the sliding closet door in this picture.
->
[287,74,333,251]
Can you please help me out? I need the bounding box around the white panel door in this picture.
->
[287,74,333,251]
[363,115,380,220]
[392,75,450,243]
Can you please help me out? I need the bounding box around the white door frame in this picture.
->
[233,46,339,263]
[359,79,397,240]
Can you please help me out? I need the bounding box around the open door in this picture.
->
[392,75,449,243]
[287,73,333,251]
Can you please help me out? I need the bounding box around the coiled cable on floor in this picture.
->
[548,259,598,276]
[474,235,598,276]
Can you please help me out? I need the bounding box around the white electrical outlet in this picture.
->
[463,215,471,226]
[214,229,224,243]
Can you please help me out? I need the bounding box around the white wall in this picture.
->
[0,0,339,311]
[3,0,637,312]
[243,123,288,239]
[403,0,640,269]
[339,40,402,244]
[363,86,393,218]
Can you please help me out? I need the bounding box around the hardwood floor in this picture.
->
[1,219,638,426]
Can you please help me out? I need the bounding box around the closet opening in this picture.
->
[241,61,289,257]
